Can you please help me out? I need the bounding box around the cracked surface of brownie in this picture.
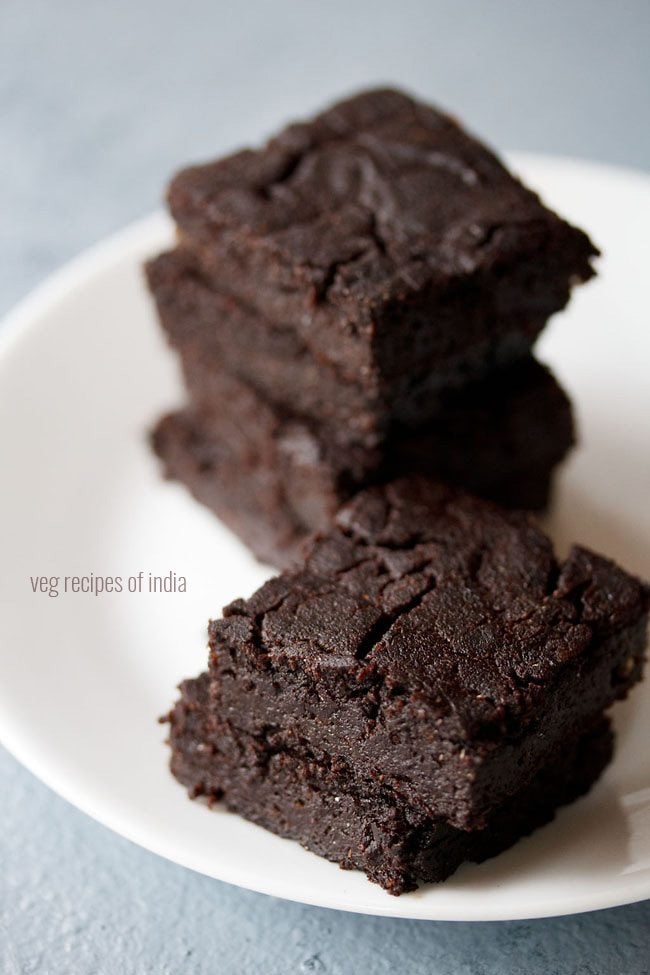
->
[207,478,648,828]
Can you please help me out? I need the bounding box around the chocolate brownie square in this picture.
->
[167,88,597,388]
[167,673,614,894]
[151,358,575,567]
[206,478,648,829]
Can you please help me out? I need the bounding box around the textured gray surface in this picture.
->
[1,1,649,972]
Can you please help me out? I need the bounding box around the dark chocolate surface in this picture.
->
[169,86,596,306]
[168,88,597,381]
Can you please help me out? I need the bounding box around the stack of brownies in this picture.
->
[149,90,650,893]
[148,87,597,569]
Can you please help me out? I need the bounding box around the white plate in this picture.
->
[0,154,649,922]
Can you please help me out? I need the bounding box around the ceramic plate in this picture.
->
[0,154,649,920]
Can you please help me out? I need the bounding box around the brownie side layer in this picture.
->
[207,479,648,828]
[150,356,575,567]
[168,88,597,382]
[151,411,304,569]
[151,405,567,569]
[182,354,575,499]
[146,248,386,451]
[146,247,542,447]
[167,673,614,895]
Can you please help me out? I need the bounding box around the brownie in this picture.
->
[168,88,597,387]
[151,358,575,566]
[146,248,559,450]
[206,478,648,829]
[168,672,614,894]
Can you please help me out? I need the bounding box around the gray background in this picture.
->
[1,1,649,972]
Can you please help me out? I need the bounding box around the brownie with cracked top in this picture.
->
[205,478,648,829]
[168,88,597,386]
[167,673,614,895]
